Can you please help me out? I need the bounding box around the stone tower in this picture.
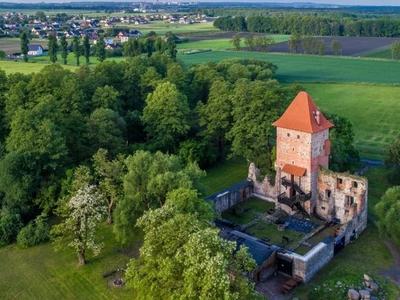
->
[272,91,334,214]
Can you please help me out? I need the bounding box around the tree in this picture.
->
[96,35,106,62]
[322,110,360,171]
[48,34,58,63]
[0,50,6,60]
[197,80,232,161]
[331,39,342,56]
[113,151,205,244]
[316,39,327,55]
[83,34,90,64]
[142,82,190,152]
[254,35,274,52]
[228,79,283,168]
[230,33,241,51]
[144,37,154,57]
[244,35,255,51]
[288,32,302,53]
[301,35,315,54]
[123,38,141,57]
[166,39,177,61]
[124,199,257,299]
[384,135,400,184]
[72,36,81,66]
[390,41,400,60]
[154,37,166,53]
[20,31,29,62]
[375,186,400,246]
[51,185,107,265]
[93,148,126,224]
[60,35,68,65]
[92,85,122,113]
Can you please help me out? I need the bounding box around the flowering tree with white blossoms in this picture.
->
[51,185,107,265]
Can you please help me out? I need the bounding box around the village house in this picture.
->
[27,44,44,56]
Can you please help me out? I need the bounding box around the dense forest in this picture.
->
[214,15,400,37]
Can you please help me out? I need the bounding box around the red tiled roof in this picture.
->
[282,164,307,177]
[272,91,334,133]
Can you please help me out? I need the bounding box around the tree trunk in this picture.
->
[77,250,86,266]
[106,204,113,224]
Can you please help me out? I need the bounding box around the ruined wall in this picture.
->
[206,181,253,214]
[247,163,277,201]
[278,239,334,283]
[316,168,368,237]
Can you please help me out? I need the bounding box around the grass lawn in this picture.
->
[0,60,79,74]
[364,167,392,219]
[302,83,400,160]
[179,50,400,84]
[0,224,141,299]
[365,47,393,60]
[199,157,249,197]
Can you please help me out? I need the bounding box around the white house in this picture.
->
[27,45,44,56]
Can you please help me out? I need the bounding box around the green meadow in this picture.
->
[303,83,400,160]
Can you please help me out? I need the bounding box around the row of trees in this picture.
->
[214,16,400,37]
[230,33,275,52]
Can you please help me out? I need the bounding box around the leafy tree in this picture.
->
[154,37,166,53]
[0,50,6,60]
[20,31,29,62]
[124,198,257,299]
[123,38,141,57]
[254,35,274,52]
[83,34,90,64]
[0,206,24,246]
[244,35,255,51]
[84,108,127,158]
[375,186,400,246]
[197,80,232,161]
[48,34,58,63]
[60,35,68,65]
[384,135,400,184]
[331,39,342,56]
[72,35,81,66]
[92,85,122,113]
[166,39,177,61]
[301,35,315,54]
[17,213,50,248]
[391,41,400,60]
[142,82,190,152]
[51,185,107,265]
[96,35,106,62]
[144,37,154,57]
[228,79,283,168]
[230,33,241,51]
[322,110,360,171]
[93,148,126,224]
[288,32,302,53]
[113,151,205,244]
[316,39,327,55]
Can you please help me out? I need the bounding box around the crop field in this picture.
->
[0,60,79,74]
[303,83,400,160]
[180,51,400,84]
[269,36,400,56]
[0,37,48,55]
[177,34,290,51]
[365,47,393,60]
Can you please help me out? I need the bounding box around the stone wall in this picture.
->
[206,180,253,214]
[316,168,368,239]
[278,239,334,282]
[247,163,277,201]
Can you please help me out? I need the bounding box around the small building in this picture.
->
[27,44,44,56]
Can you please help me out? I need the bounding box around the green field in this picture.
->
[180,51,400,84]
[0,60,79,74]
[303,83,400,160]
[365,47,393,60]
[177,35,290,51]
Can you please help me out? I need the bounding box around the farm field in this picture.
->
[365,47,393,60]
[121,20,217,35]
[303,83,400,160]
[0,37,48,55]
[269,36,400,56]
[0,59,78,74]
[180,51,400,84]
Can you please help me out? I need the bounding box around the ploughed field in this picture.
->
[268,36,399,56]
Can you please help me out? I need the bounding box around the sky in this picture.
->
[1,0,399,6]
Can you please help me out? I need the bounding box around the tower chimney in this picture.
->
[316,110,321,125]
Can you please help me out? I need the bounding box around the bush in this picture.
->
[17,215,50,248]
[0,207,23,246]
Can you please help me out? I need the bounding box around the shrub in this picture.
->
[0,207,23,246]
[17,215,50,248]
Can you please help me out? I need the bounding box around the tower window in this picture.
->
[292,161,294,164]
[325,189,331,199]
[297,135,300,139]
[321,206,326,210]
[292,147,295,151]
[287,133,290,137]
[353,181,358,188]
[345,196,354,207]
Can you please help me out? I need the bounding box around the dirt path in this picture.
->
[380,240,400,287]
